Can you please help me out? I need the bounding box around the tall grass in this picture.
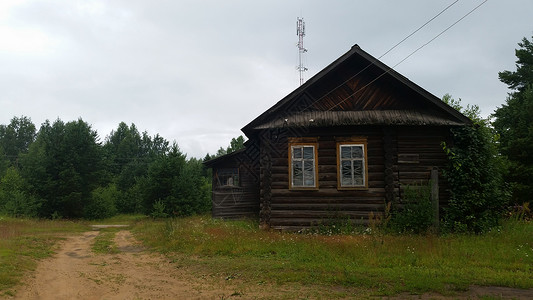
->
[134,216,533,296]
[0,216,87,296]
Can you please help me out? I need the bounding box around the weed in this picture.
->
[507,202,531,221]
[91,228,120,254]
[388,182,433,234]
[133,215,533,296]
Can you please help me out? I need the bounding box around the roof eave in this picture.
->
[203,148,246,167]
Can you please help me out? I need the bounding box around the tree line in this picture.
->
[0,119,211,219]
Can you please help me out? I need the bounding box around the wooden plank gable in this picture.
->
[242,45,471,136]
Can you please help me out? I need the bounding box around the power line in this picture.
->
[327,0,488,111]
[299,0,461,113]
[378,0,460,60]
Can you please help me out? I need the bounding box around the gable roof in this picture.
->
[242,44,471,136]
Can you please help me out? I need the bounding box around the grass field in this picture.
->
[1,214,532,297]
[134,216,533,296]
[0,216,87,296]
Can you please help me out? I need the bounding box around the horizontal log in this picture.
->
[271,203,384,211]
[271,196,385,204]
[213,212,259,219]
[269,214,383,227]
[212,201,259,208]
[271,187,385,197]
[270,210,383,219]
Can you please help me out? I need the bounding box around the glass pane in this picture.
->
[353,160,363,186]
[303,160,315,186]
[340,146,351,159]
[341,160,352,186]
[352,146,363,158]
[303,146,314,159]
[292,161,303,186]
[293,147,302,159]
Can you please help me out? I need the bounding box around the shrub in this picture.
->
[0,167,40,217]
[441,95,508,233]
[389,182,433,234]
[506,202,531,221]
[115,181,144,214]
[84,185,118,219]
[150,200,168,219]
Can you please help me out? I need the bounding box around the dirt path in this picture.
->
[14,230,241,299]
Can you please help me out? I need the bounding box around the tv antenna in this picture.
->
[296,17,307,86]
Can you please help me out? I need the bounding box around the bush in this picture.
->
[0,167,40,217]
[84,185,118,219]
[441,95,507,233]
[143,146,211,217]
[389,182,433,234]
[150,200,168,219]
[115,182,144,214]
[506,202,532,221]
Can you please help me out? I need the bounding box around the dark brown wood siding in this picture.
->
[396,126,451,208]
[258,126,452,230]
[258,127,384,230]
[210,149,259,219]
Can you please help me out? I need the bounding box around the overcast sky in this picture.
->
[1,0,532,158]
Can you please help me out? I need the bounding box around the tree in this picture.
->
[442,94,506,233]
[227,135,245,153]
[493,35,533,204]
[143,144,210,217]
[0,147,9,177]
[208,135,246,159]
[20,118,103,218]
[0,167,40,217]
[0,116,36,166]
[103,122,170,213]
[498,36,533,93]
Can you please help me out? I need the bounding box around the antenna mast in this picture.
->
[296,17,307,86]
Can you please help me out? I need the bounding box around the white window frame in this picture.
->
[289,143,318,190]
[337,141,368,190]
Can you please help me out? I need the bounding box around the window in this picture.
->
[337,141,368,189]
[289,143,318,189]
[216,168,239,187]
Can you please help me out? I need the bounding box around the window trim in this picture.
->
[337,139,368,190]
[288,141,319,190]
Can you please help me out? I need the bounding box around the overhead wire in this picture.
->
[326,0,488,111]
[299,0,461,113]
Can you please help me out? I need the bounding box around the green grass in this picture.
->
[91,227,120,254]
[133,216,533,297]
[2,214,531,298]
[90,214,148,225]
[0,216,87,296]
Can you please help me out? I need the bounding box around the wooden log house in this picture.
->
[204,45,471,230]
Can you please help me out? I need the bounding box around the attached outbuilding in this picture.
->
[205,44,471,230]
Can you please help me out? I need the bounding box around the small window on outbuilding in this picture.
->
[216,168,240,187]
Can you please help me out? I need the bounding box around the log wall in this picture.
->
[211,149,260,219]
[259,126,452,230]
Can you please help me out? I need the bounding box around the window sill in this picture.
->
[337,186,369,191]
[289,187,319,191]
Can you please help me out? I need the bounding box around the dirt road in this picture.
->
[14,230,243,299]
